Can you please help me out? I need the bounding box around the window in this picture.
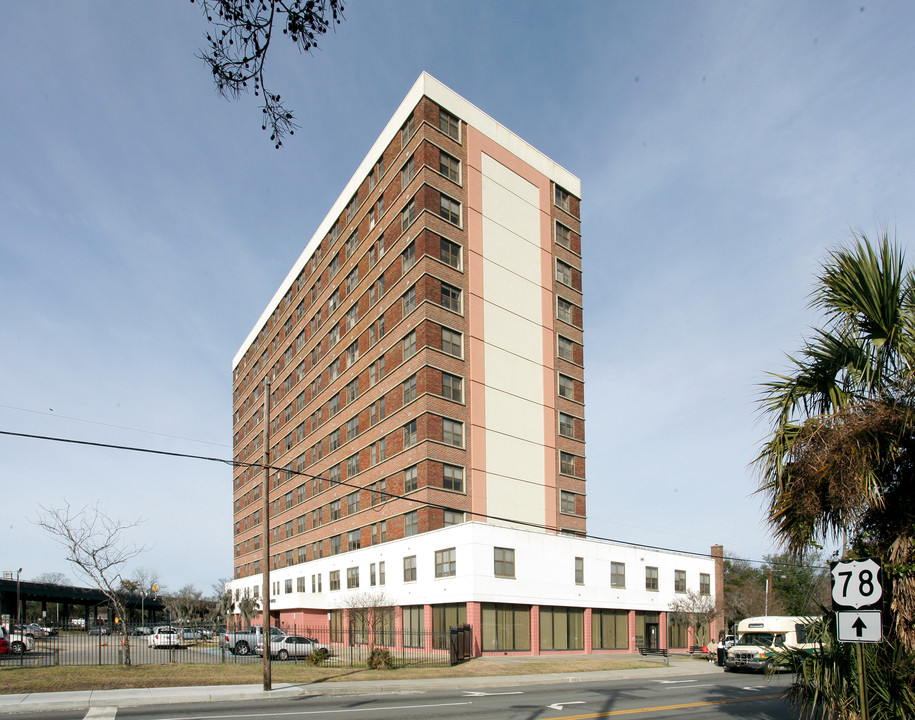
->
[435,548,456,578]
[329,570,340,591]
[575,557,584,585]
[330,499,341,521]
[561,490,575,514]
[312,573,322,592]
[560,451,576,476]
[346,453,359,477]
[403,419,418,448]
[559,412,575,438]
[329,358,340,382]
[402,285,416,314]
[440,237,460,269]
[297,576,306,592]
[403,555,417,582]
[403,374,417,403]
[556,259,573,286]
[404,510,418,536]
[328,393,340,417]
[443,510,463,526]
[403,330,417,359]
[558,335,574,362]
[558,374,575,399]
[439,150,460,182]
[345,231,359,259]
[346,416,359,441]
[611,562,626,588]
[401,154,415,186]
[346,378,359,403]
[400,114,414,147]
[378,560,386,585]
[494,547,515,578]
[404,465,418,492]
[345,193,359,224]
[327,463,339,486]
[442,418,463,447]
[700,573,711,595]
[346,566,359,589]
[345,339,359,367]
[370,438,386,464]
[439,108,459,140]
[401,199,416,232]
[441,372,462,402]
[441,327,462,357]
[674,569,687,593]
[443,463,463,491]
[556,222,572,249]
[328,428,340,451]
[372,479,387,506]
[555,184,571,212]
[348,529,361,551]
[441,282,461,312]
[440,194,461,225]
[646,566,659,591]
[557,297,574,324]
[370,563,376,586]
[329,254,340,279]
[331,535,342,555]
[346,304,359,331]
[347,492,360,515]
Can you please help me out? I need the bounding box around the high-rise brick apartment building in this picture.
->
[229,74,719,655]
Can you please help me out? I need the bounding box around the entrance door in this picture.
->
[645,623,659,651]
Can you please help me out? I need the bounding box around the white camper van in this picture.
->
[725,616,816,672]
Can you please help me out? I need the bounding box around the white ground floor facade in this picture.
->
[226,522,722,655]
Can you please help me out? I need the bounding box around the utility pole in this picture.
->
[261,376,272,691]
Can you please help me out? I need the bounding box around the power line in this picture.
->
[0,429,825,569]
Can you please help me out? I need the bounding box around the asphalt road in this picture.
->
[1,672,795,720]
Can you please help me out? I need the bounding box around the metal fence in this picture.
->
[0,626,460,669]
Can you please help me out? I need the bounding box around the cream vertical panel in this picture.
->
[480,154,546,527]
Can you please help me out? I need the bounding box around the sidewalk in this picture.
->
[0,656,726,714]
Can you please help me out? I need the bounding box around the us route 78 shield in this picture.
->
[830,557,883,611]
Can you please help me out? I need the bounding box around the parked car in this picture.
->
[255,635,328,660]
[38,624,58,637]
[87,625,110,635]
[3,625,34,654]
[0,627,9,655]
[25,623,48,638]
[725,616,816,672]
[148,626,181,648]
[220,625,284,656]
[180,628,198,642]
[129,626,152,636]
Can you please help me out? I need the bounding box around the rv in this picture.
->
[725,615,816,672]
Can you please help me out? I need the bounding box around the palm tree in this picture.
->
[757,232,915,651]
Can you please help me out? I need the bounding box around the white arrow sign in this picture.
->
[837,611,882,643]
[548,702,585,710]
[831,558,883,610]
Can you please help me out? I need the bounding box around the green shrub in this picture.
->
[305,647,329,665]
[367,647,394,670]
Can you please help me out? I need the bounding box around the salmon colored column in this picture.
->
[394,606,404,652]
[530,605,540,655]
[583,608,592,654]
[423,604,434,652]
[628,610,637,652]
[466,601,482,656]
[659,611,667,650]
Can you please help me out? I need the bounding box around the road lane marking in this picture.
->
[543,693,783,718]
[462,690,523,696]
[84,709,117,720]
[548,701,585,710]
[152,701,474,720]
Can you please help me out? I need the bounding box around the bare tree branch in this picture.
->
[191,0,345,148]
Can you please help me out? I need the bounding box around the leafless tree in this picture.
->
[669,590,717,647]
[343,591,393,651]
[35,503,147,665]
[235,587,257,628]
[31,571,71,585]
[191,0,345,148]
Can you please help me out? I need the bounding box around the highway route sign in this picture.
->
[830,558,883,611]
[836,611,882,643]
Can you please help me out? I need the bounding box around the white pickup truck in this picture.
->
[219,625,284,656]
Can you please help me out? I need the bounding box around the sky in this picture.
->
[2,1,914,594]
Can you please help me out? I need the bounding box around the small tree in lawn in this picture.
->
[669,590,717,648]
[343,591,393,653]
[36,502,147,666]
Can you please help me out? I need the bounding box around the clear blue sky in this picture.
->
[2,1,913,593]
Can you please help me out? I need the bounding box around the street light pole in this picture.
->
[261,376,272,691]
[16,568,22,627]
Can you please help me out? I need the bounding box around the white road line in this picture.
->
[662,683,715,689]
[84,708,117,720]
[153,701,474,720]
